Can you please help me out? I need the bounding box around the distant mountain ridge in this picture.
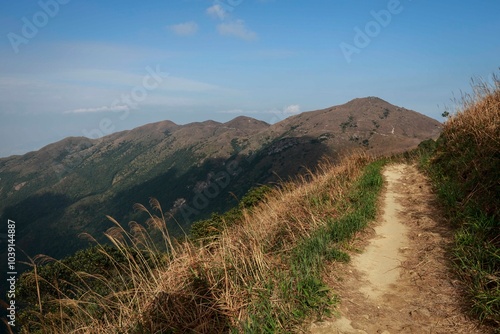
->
[0,97,441,263]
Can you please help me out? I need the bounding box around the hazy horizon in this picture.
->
[1,0,499,157]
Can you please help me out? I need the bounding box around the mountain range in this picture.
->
[0,97,441,263]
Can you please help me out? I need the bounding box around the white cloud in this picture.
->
[217,20,257,41]
[283,104,301,114]
[206,4,227,19]
[169,21,198,36]
[64,105,130,114]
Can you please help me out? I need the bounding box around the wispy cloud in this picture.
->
[217,20,257,41]
[64,105,130,114]
[283,104,301,114]
[218,104,302,116]
[206,4,227,19]
[169,21,198,36]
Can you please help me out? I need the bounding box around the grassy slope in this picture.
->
[15,153,386,333]
[420,77,499,326]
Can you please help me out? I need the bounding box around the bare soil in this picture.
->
[309,164,493,334]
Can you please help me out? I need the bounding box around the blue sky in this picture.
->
[0,0,499,157]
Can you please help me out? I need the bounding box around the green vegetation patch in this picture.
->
[243,160,385,332]
[419,78,499,327]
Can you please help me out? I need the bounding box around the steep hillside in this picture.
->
[425,78,499,326]
[0,97,441,263]
[15,154,385,333]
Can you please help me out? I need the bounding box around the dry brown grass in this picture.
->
[429,73,500,327]
[445,77,499,151]
[20,152,373,333]
[434,75,500,214]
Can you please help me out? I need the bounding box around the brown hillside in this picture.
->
[0,97,441,263]
[265,96,441,156]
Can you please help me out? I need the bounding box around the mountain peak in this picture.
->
[224,116,269,130]
[38,136,94,155]
[343,96,392,108]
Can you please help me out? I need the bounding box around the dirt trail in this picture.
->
[310,164,489,334]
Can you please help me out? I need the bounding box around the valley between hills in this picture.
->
[0,97,440,262]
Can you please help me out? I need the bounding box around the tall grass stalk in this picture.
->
[17,152,385,333]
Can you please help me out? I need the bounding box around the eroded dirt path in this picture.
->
[310,164,489,334]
